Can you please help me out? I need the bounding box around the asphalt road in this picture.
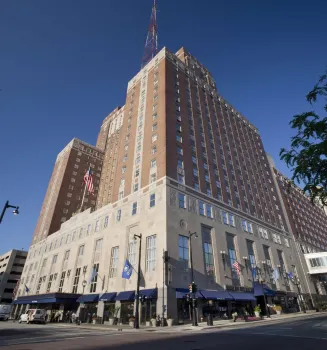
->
[1,314,327,350]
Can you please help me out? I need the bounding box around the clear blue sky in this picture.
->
[1,0,326,252]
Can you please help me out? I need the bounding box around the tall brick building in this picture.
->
[32,138,103,244]
[19,45,326,321]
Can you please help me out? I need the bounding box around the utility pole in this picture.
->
[0,201,19,224]
[134,234,142,329]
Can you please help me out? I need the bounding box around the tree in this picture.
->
[280,69,327,206]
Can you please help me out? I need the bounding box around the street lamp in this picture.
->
[133,234,142,329]
[257,265,270,318]
[290,275,306,313]
[189,231,198,326]
[0,201,19,224]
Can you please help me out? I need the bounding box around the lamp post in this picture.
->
[291,275,306,313]
[258,263,270,318]
[189,231,198,327]
[0,201,19,224]
[134,234,142,329]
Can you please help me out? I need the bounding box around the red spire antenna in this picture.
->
[141,0,158,68]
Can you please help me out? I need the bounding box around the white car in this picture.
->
[19,309,46,324]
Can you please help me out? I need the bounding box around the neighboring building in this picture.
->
[273,168,327,254]
[0,250,27,304]
[15,46,320,323]
[32,138,104,244]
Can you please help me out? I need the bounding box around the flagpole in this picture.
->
[80,174,88,213]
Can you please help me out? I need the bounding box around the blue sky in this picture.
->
[0,0,326,252]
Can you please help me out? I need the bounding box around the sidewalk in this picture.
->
[52,310,325,333]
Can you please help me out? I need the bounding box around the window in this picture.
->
[284,238,290,247]
[150,173,157,183]
[95,239,103,251]
[150,159,156,168]
[95,220,100,232]
[199,201,205,216]
[177,146,183,155]
[52,255,57,264]
[146,235,156,272]
[178,193,186,208]
[151,146,157,154]
[178,235,189,269]
[90,263,99,293]
[58,271,66,293]
[206,204,213,218]
[246,240,256,273]
[152,123,158,131]
[194,183,199,190]
[128,240,137,267]
[117,209,122,222]
[176,134,182,143]
[242,220,253,233]
[150,193,156,208]
[109,247,119,278]
[222,211,236,227]
[87,224,92,234]
[46,274,54,293]
[104,215,109,228]
[78,245,84,256]
[204,242,215,277]
[132,202,138,215]
[152,134,157,142]
[72,267,81,294]
[122,166,126,174]
[259,227,269,239]
[177,159,184,168]
[227,234,239,282]
[64,250,70,261]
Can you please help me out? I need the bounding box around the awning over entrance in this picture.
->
[76,294,99,303]
[200,290,234,301]
[116,290,135,301]
[228,292,256,301]
[140,288,157,299]
[14,293,81,305]
[99,292,117,302]
[253,282,276,297]
[176,288,189,299]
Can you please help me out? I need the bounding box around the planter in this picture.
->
[108,318,114,326]
[254,311,260,318]
[151,319,157,327]
[276,310,281,315]
[92,319,96,324]
[129,321,134,327]
[146,321,151,327]
[167,319,173,327]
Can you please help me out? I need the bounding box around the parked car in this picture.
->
[0,304,12,321]
[19,309,46,324]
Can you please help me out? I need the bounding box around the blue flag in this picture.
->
[252,267,257,280]
[88,267,97,284]
[287,272,293,279]
[122,259,133,279]
[25,284,29,293]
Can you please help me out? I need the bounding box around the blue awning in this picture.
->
[76,294,99,303]
[14,293,81,305]
[228,292,256,301]
[99,292,117,302]
[116,290,135,301]
[253,282,276,297]
[176,288,189,299]
[200,290,234,300]
[140,288,157,299]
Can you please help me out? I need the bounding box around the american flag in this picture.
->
[84,168,94,195]
[12,279,20,300]
[232,261,241,275]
